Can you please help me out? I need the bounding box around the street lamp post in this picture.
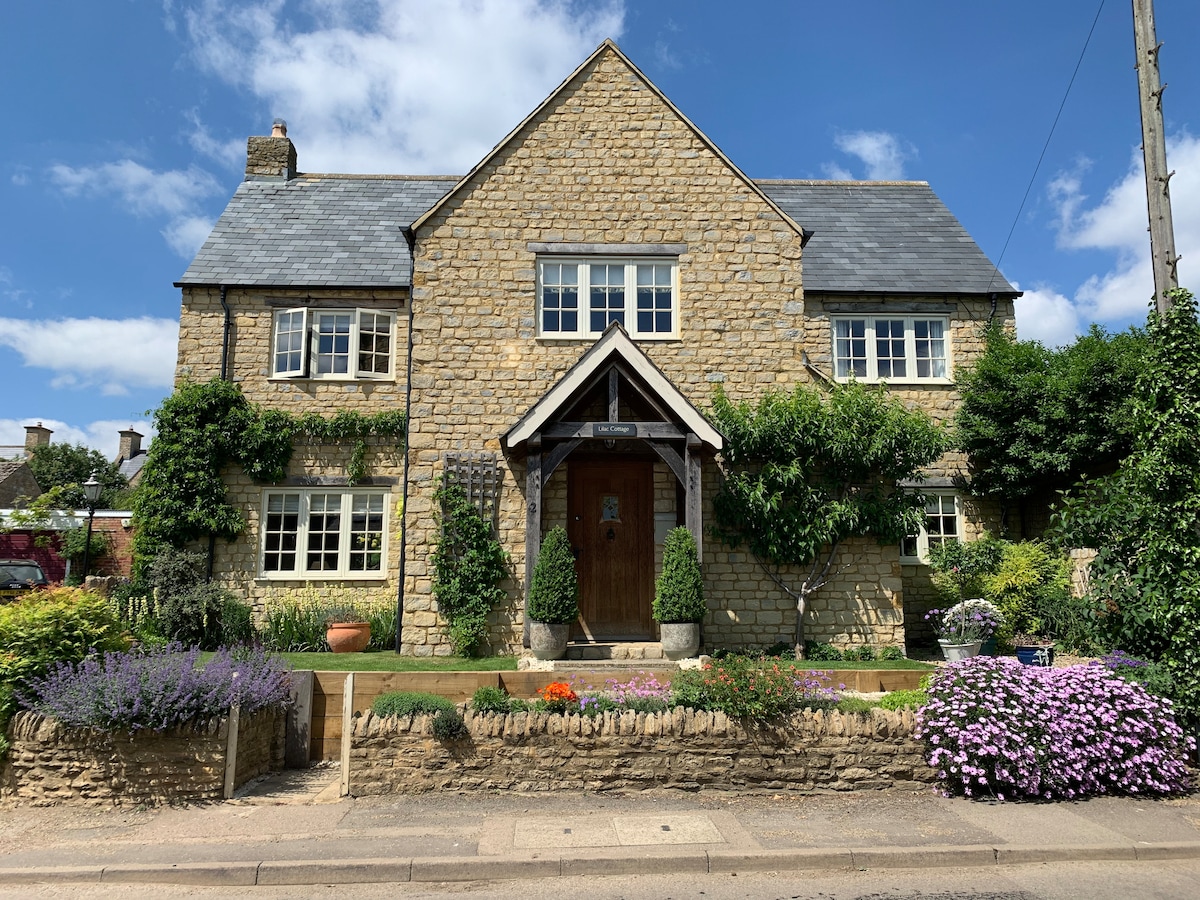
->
[80,471,103,582]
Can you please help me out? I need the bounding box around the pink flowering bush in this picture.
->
[916,656,1194,800]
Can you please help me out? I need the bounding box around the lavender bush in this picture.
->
[22,644,291,732]
[916,656,1194,800]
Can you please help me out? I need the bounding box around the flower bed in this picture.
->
[348,706,932,794]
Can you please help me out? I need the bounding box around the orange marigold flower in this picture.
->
[539,682,578,704]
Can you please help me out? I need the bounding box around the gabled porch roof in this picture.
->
[502,324,723,452]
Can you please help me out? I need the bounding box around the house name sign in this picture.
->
[592,423,638,438]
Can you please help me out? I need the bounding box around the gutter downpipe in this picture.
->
[396,228,417,653]
[208,284,232,583]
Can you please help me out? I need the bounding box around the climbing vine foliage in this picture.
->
[132,379,406,574]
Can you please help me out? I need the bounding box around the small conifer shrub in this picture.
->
[652,527,706,623]
[526,526,579,624]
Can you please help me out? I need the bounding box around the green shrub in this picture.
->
[525,526,578,625]
[835,697,875,714]
[365,601,397,652]
[372,691,456,718]
[670,656,839,720]
[260,596,327,652]
[108,578,158,637]
[431,707,468,740]
[879,689,926,711]
[471,685,511,714]
[432,481,508,655]
[157,582,231,650]
[220,597,256,646]
[928,534,1004,602]
[0,587,125,688]
[803,640,843,661]
[843,645,876,662]
[982,541,1071,644]
[652,527,705,623]
[878,645,905,661]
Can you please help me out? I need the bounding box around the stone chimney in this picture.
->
[23,422,52,457]
[117,427,143,463]
[245,118,297,181]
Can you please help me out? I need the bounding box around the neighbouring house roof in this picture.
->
[178,175,1014,296]
[758,180,1017,296]
[117,451,148,484]
[177,175,458,288]
[0,461,42,508]
[504,323,724,452]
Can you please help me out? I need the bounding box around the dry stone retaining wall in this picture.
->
[349,706,933,794]
[1,707,285,807]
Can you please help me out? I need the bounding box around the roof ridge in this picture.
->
[290,173,462,181]
[755,179,930,187]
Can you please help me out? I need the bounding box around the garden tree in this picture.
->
[955,323,1145,512]
[27,443,126,509]
[0,486,109,573]
[1053,288,1200,730]
[711,381,948,657]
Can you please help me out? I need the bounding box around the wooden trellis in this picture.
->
[443,451,500,530]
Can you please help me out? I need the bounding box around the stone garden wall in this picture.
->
[349,707,933,794]
[1,707,285,807]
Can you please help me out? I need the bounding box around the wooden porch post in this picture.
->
[523,434,542,648]
[685,433,703,560]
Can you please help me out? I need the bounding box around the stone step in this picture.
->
[564,641,666,662]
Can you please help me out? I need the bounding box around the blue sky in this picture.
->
[2,0,1197,457]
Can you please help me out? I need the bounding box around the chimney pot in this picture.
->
[272,118,288,138]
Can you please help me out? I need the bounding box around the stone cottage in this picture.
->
[176,40,1018,656]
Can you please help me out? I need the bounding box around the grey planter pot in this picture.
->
[659,622,701,660]
[529,621,570,660]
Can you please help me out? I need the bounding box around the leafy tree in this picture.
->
[27,442,126,509]
[711,381,948,657]
[955,323,1145,505]
[1053,289,1200,729]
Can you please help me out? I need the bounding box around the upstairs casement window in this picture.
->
[538,259,678,339]
[261,489,388,579]
[900,492,961,563]
[832,316,950,382]
[271,308,395,379]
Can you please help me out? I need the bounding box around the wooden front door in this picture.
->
[568,459,654,640]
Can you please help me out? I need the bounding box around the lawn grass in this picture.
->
[273,651,519,672]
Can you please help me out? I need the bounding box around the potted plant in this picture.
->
[1012,631,1056,667]
[325,605,371,653]
[525,527,578,660]
[653,527,706,660]
[926,598,1003,662]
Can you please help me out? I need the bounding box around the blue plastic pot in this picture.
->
[1015,645,1055,667]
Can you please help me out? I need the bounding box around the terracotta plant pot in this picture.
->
[528,621,570,660]
[326,622,371,653]
[659,622,701,660]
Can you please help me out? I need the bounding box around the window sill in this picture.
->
[256,573,389,582]
[834,379,955,388]
[267,375,397,384]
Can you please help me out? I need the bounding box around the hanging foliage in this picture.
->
[132,379,406,574]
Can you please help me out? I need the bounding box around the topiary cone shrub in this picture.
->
[526,526,579,624]
[653,527,706,623]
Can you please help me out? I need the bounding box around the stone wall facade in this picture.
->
[1,707,284,807]
[349,707,933,794]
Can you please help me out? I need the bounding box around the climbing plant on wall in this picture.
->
[131,379,406,575]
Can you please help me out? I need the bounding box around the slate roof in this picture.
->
[179,174,1015,296]
[758,180,1017,296]
[177,175,458,288]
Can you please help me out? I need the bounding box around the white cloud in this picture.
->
[184,108,245,169]
[0,418,156,460]
[828,131,913,181]
[1046,133,1199,327]
[176,0,625,174]
[0,316,178,396]
[1013,285,1085,348]
[48,160,222,258]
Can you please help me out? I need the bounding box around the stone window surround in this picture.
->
[900,489,961,564]
[269,306,398,381]
[830,314,953,384]
[530,243,686,341]
[259,487,390,580]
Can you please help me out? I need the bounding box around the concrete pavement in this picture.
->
[1,766,1198,887]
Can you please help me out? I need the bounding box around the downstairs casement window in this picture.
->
[261,490,387,578]
[832,316,950,382]
[900,492,961,564]
[538,258,678,339]
[271,308,395,379]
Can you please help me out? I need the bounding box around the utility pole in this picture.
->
[1132,0,1180,315]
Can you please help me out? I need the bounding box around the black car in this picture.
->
[0,559,49,602]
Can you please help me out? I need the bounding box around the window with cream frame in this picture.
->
[900,492,961,563]
[271,308,396,379]
[831,316,951,382]
[538,258,678,339]
[260,489,388,578]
